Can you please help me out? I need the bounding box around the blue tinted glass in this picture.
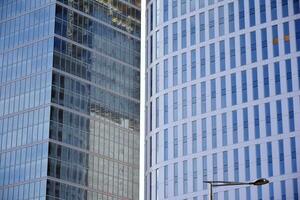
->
[298,57,300,88]
[202,118,207,151]
[246,187,251,200]
[173,126,178,157]
[183,160,188,193]
[256,144,262,178]
[260,0,266,23]
[164,93,168,124]
[182,53,187,83]
[188,0,195,11]
[223,151,228,180]
[172,22,178,51]
[232,111,238,144]
[163,26,168,55]
[269,183,274,200]
[182,123,187,155]
[263,65,270,97]
[211,79,216,111]
[210,43,215,74]
[254,105,260,139]
[249,0,256,26]
[233,149,239,181]
[279,140,285,175]
[261,28,268,59]
[267,142,273,176]
[222,113,227,146]
[274,62,281,95]
[239,0,245,29]
[220,40,225,71]
[288,97,295,132]
[276,100,283,134]
[241,71,247,103]
[257,186,262,200]
[202,156,207,189]
[200,47,206,77]
[190,16,196,45]
[173,56,178,86]
[199,0,205,8]
[252,68,258,100]
[164,165,168,197]
[164,129,168,160]
[231,73,237,105]
[283,22,290,54]
[250,31,257,62]
[208,0,214,5]
[293,179,298,199]
[199,12,205,42]
[191,50,197,80]
[294,0,300,14]
[163,0,168,21]
[174,162,178,195]
[172,0,178,18]
[265,103,271,136]
[192,159,198,192]
[240,34,246,65]
[213,153,217,180]
[191,50,196,80]
[296,19,300,51]
[281,181,286,200]
[286,59,293,92]
[209,9,215,39]
[181,19,186,48]
[191,85,196,116]
[150,102,152,130]
[212,116,217,148]
[173,90,178,121]
[235,189,240,200]
[182,88,187,118]
[244,147,250,180]
[221,76,226,108]
[218,6,225,36]
[243,108,249,141]
[181,0,186,15]
[192,121,197,153]
[164,59,168,89]
[228,3,235,33]
[272,25,279,57]
[271,0,277,20]
[282,0,288,17]
[150,4,153,31]
[230,37,236,68]
[291,137,297,172]
[201,82,206,113]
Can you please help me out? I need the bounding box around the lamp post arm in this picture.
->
[204,180,252,185]
[211,182,252,187]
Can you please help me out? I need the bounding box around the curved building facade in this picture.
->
[145,0,300,199]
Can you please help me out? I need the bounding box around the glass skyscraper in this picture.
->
[0,0,140,199]
[145,0,300,199]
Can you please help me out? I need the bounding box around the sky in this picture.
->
[139,0,146,199]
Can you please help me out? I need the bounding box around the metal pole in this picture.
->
[210,183,213,200]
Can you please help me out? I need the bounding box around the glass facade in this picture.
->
[0,0,140,199]
[146,0,300,199]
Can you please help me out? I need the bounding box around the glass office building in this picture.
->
[145,0,300,199]
[0,0,140,199]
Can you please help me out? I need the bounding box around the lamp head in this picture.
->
[252,178,270,186]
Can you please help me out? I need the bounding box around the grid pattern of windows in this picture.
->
[1,0,141,199]
[146,1,300,199]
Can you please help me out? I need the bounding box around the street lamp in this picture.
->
[203,178,270,200]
